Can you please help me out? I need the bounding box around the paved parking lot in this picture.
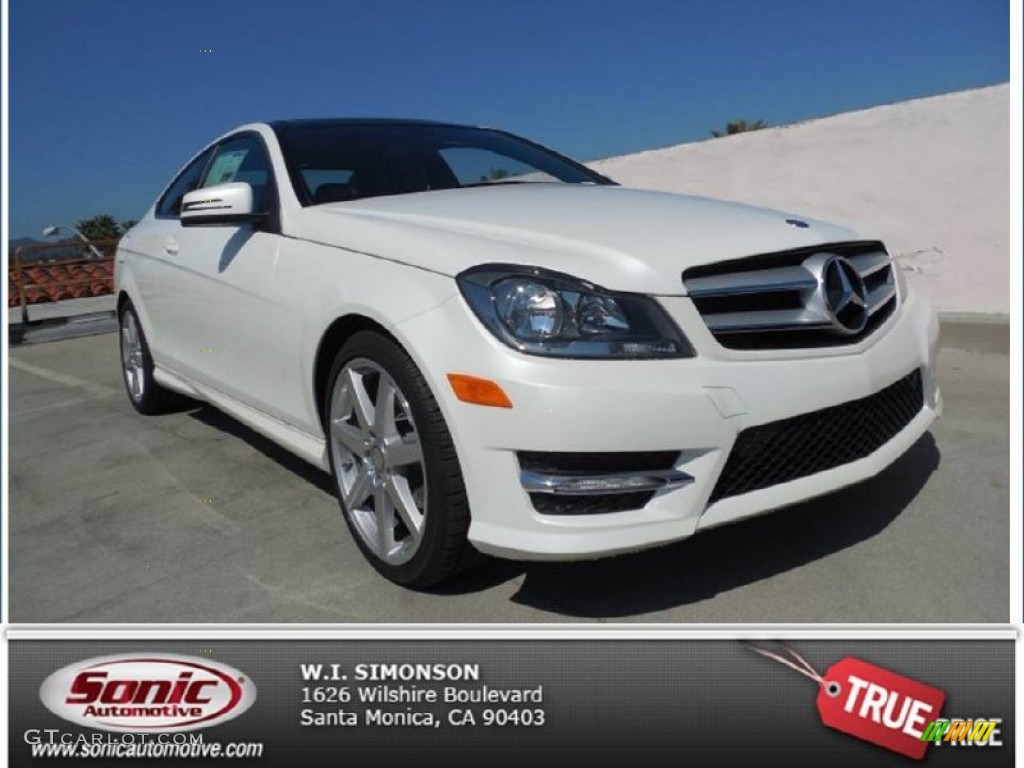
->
[8,325,1009,623]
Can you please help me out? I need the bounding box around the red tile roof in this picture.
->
[9,258,114,307]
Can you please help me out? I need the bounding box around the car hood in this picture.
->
[297,184,860,295]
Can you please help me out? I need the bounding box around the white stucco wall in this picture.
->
[590,84,1009,315]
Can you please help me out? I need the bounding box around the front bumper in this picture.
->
[395,289,941,560]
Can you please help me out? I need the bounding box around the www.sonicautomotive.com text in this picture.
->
[23,730,264,759]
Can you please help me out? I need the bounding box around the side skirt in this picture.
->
[153,365,330,471]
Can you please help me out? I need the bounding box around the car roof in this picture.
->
[267,117,480,130]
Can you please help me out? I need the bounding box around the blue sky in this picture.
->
[9,0,1009,240]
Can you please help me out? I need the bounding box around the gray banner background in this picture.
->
[8,638,1014,767]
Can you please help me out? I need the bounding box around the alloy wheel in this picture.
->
[328,357,427,565]
[120,311,146,401]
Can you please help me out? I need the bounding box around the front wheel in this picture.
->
[325,331,477,587]
[119,302,183,414]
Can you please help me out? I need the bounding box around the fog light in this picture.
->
[521,469,693,495]
[555,476,656,493]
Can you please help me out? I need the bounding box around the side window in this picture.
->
[202,134,273,212]
[156,149,212,218]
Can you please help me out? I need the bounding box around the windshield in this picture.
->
[272,122,614,206]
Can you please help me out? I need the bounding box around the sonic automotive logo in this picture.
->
[39,654,256,733]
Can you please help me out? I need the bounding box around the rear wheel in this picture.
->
[325,331,477,587]
[119,302,182,414]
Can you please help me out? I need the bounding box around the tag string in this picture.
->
[744,642,827,688]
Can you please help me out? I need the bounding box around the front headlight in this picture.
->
[457,264,694,359]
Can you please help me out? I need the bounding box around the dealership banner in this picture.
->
[8,638,1013,767]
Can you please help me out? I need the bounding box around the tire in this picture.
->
[325,330,477,587]
[118,302,184,415]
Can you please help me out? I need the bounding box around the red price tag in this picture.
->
[817,657,945,761]
[747,644,947,762]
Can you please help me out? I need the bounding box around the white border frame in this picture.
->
[1,0,1020,763]
[5,627,1019,641]
[1008,2,1022,762]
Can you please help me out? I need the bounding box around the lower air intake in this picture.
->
[709,368,924,503]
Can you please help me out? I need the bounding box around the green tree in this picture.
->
[710,118,767,138]
[75,214,121,242]
[73,214,138,257]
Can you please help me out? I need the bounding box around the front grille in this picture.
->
[683,241,898,350]
[519,451,678,516]
[709,368,924,503]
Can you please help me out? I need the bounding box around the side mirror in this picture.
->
[180,183,265,227]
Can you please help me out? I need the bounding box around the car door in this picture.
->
[126,147,214,368]
[164,132,294,420]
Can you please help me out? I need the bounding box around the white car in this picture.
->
[116,119,941,587]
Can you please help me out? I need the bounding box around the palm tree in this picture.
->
[710,118,767,138]
[479,167,511,182]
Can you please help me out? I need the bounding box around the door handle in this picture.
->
[164,237,179,256]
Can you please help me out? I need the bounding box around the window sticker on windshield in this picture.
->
[205,149,248,186]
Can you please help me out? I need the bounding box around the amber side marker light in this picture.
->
[447,374,513,408]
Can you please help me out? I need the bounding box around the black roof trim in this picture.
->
[267,117,478,130]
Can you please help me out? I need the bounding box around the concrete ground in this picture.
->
[8,327,1008,623]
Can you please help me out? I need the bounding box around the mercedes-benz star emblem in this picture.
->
[821,256,868,334]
